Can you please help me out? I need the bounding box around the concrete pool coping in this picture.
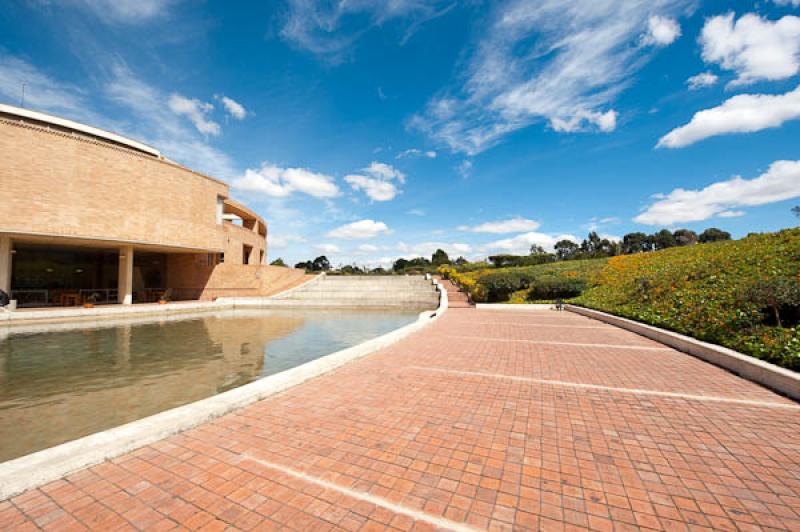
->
[0,280,448,500]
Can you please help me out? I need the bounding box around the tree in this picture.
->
[339,264,364,275]
[554,240,579,260]
[622,232,650,254]
[744,279,800,328]
[294,260,313,270]
[312,255,331,272]
[529,244,547,256]
[581,232,603,255]
[431,248,450,266]
[392,258,409,272]
[651,229,676,250]
[698,228,731,243]
[673,229,699,246]
[453,256,468,267]
[270,258,287,267]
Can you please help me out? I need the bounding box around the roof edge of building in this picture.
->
[0,103,161,158]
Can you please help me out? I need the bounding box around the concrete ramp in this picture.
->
[265,275,440,309]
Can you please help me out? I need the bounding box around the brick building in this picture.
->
[0,103,296,307]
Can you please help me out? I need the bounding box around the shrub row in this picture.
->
[438,258,607,303]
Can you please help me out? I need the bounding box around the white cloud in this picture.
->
[344,161,406,201]
[356,244,379,253]
[406,242,472,257]
[773,0,800,6]
[397,148,437,159]
[167,94,220,136]
[700,13,800,86]
[269,234,307,249]
[686,72,719,90]
[68,0,175,23]
[233,163,340,198]
[550,110,617,133]
[641,16,682,47]
[407,209,425,216]
[344,175,399,201]
[103,65,236,179]
[216,94,247,120]
[280,0,450,61]
[658,85,800,148]
[459,217,541,234]
[315,243,341,254]
[482,232,579,254]
[411,0,694,155]
[327,219,390,240]
[634,160,800,225]
[363,162,406,183]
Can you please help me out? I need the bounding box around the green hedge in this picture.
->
[446,258,608,303]
[574,229,800,370]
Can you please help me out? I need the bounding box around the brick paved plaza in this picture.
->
[2,289,799,531]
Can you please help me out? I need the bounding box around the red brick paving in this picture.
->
[2,295,799,531]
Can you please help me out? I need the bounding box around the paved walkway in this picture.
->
[2,300,799,531]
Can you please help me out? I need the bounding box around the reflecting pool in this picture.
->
[0,308,421,462]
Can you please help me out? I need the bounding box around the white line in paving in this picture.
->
[472,322,613,329]
[410,366,800,410]
[443,335,672,351]
[242,454,480,532]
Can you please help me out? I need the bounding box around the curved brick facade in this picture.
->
[0,105,280,304]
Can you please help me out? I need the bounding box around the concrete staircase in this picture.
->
[265,275,440,309]
[437,278,474,308]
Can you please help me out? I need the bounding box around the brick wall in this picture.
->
[0,119,228,251]
[166,257,310,300]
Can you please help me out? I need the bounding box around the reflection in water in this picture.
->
[0,308,420,462]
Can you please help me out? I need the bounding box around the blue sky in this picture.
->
[2,0,799,266]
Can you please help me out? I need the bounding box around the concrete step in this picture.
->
[292,285,437,293]
[284,291,438,299]
[314,280,435,288]
[252,300,437,308]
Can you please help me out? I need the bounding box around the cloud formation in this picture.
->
[397,148,437,159]
[411,0,693,155]
[326,219,391,239]
[641,16,682,46]
[280,0,450,61]
[634,160,800,225]
[234,163,340,198]
[458,217,541,234]
[658,85,800,148]
[700,12,800,85]
[168,94,220,136]
[482,232,578,254]
[68,0,175,23]
[686,72,718,90]
[216,95,247,120]
[315,243,341,254]
[344,162,406,201]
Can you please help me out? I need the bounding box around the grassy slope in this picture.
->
[574,229,800,370]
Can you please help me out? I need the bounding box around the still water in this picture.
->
[0,308,421,462]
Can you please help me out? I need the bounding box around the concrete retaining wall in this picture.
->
[566,305,800,402]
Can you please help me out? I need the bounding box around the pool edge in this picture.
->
[0,279,448,500]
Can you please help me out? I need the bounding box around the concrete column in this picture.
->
[0,236,11,295]
[118,245,134,305]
